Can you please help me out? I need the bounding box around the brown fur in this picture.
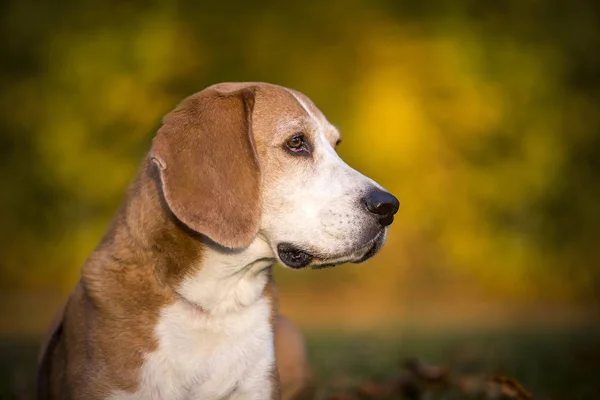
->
[275,316,313,400]
[37,83,314,400]
[38,161,201,399]
[151,86,261,249]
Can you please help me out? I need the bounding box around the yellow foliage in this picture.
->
[1,1,599,306]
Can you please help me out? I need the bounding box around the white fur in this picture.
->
[108,237,276,400]
[259,88,388,266]
[178,235,275,315]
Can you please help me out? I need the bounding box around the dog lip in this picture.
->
[277,243,313,269]
[277,229,386,269]
[310,240,377,269]
[351,231,386,264]
[353,241,379,263]
[310,263,338,270]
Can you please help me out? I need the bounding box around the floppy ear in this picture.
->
[150,86,260,249]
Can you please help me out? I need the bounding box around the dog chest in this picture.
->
[108,297,274,400]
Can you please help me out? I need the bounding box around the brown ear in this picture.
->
[150,86,260,249]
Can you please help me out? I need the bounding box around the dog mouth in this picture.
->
[277,232,385,270]
[352,239,382,264]
[277,243,314,269]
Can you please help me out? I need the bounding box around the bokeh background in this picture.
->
[1,0,599,398]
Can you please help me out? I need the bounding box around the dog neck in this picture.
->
[178,236,277,314]
[81,158,277,316]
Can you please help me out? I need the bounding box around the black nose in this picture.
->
[364,189,400,226]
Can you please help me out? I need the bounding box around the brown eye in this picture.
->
[286,134,306,152]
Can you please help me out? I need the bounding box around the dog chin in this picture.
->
[276,231,387,270]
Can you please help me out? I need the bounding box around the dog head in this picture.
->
[151,82,399,269]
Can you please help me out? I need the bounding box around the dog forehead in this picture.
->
[207,82,304,112]
[205,82,338,142]
[281,88,340,143]
[255,85,339,143]
[253,85,309,123]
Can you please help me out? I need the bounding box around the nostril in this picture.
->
[364,190,400,217]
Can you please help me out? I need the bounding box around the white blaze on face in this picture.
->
[258,89,388,265]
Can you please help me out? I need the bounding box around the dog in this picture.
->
[36,82,399,400]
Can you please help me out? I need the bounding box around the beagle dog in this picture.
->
[37,82,399,400]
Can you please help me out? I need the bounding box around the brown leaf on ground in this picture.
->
[327,392,358,400]
[454,372,534,399]
[355,380,388,398]
[320,357,535,400]
[455,373,489,396]
[404,358,450,384]
[491,375,533,400]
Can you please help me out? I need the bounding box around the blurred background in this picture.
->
[1,0,599,398]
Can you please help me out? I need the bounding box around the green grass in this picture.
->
[1,326,599,399]
[304,326,600,399]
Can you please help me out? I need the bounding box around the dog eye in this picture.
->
[286,134,306,153]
